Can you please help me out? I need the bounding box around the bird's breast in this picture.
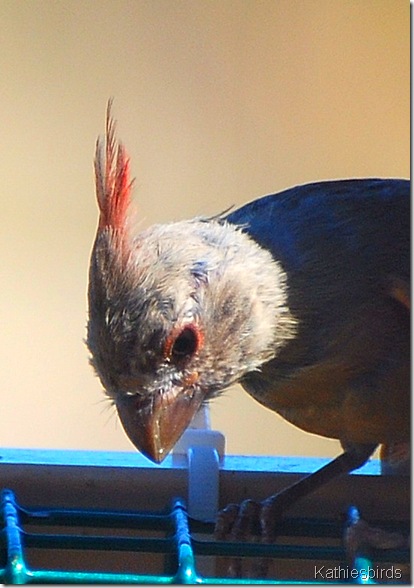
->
[243,358,410,445]
[241,302,410,447]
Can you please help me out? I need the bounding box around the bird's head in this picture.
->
[87,104,296,463]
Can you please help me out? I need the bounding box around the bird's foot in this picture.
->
[215,492,288,541]
[344,506,409,565]
[214,493,288,578]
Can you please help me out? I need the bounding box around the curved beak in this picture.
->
[115,387,204,463]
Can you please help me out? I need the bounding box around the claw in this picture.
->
[232,499,262,540]
[214,503,240,540]
[260,492,289,540]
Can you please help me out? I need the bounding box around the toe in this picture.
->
[231,499,262,541]
[260,494,286,540]
[214,503,240,540]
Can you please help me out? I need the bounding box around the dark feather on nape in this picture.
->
[198,205,235,224]
[191,260,210,285]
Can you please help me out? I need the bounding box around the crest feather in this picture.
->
[94,100,134,234]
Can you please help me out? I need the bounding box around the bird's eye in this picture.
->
[171,326,199,358]
[164,325,201,362]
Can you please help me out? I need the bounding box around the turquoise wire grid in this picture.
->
[0,489,409,584]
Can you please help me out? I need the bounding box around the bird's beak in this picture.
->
[115,387,204,463]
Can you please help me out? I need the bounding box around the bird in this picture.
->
[86,104,409,539]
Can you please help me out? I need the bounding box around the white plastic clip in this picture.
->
[173,405,225,521]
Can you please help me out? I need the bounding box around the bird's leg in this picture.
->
[214,444,377,578]
[259,443,378,540]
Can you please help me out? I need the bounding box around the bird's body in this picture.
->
[87,108,409,527]
[227,180,410,447]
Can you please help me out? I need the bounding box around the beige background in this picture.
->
[1,1,409,459]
